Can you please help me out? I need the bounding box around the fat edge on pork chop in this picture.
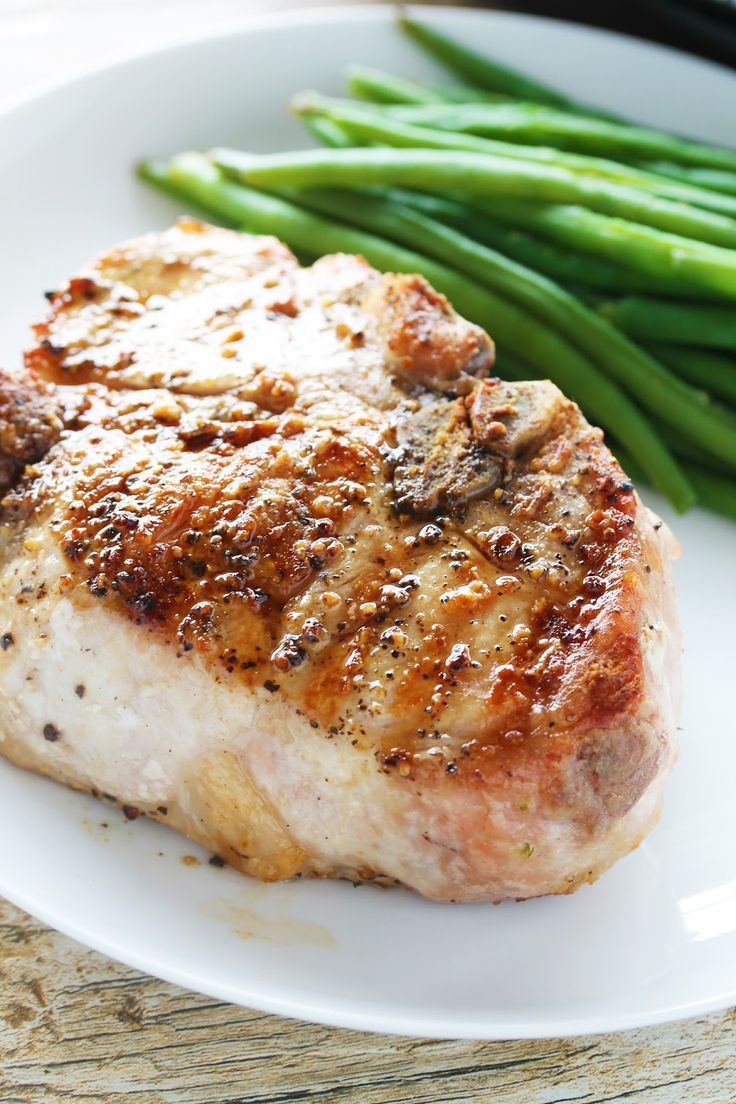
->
[0,219,679,902]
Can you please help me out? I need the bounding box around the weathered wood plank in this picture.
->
[1,899,734,1104]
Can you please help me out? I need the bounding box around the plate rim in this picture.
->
[1,1,734,120]
[1,3,735,1039]
[3,811,735,1040]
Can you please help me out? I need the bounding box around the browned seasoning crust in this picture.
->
[0,367,61,495]
[0,219,678,901]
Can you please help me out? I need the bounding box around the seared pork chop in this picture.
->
[0,219,679,902]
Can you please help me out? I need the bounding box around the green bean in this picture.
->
[382,101,736,175]
[243,150,736,303]
[431,85,510,105]
[136,158,240,226]
[304,165,714,308]
[652,420,736,489]
[654,413,736,479]
[493,345,542,381]
[645,344,736,407]
[380,187,470,224]
[442,209,724,299]
[287,148,729,303]
[293,94,736,217]
[468,197,736,301]
[143,153,419,262]
[389,187,731,299]
[346,65,451,105]
[613,446,736,521]
[659,422,724,471]
[214,145,736,250]
[378,103,736,217]
[598,296,736,351]
[636,161,736,198]
[346,65,505,106]
[398,17,584,112]
[352,176,736,305]
[684,465,736,520]
[278,186,736,471]
[140,152,694,511]
[302,114,353,149]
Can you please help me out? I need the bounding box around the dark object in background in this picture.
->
[488,0,736,68]
[641,0,736,66]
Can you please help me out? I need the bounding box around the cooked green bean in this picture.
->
[469,197,736,301]
[346,65,452,105]
[293,94,736,216]
[599,296,736,351]
[636,161,736,198]
[645,343,736,407]
[381,101,736,175]
[493,345,542,381]
[214,145,736,250]
[137,158,240,226]
[258,177,736,308]
[379,186,469,223]
[346,65,505,106]
[140,153,694,511]
[289,138,728,302]
[654,415,736,477]
[399,17,584,112]
[277,186,736,470]
[302,114,353,149]
[613,446,736,521]
[388,187,731,299]
[683,465,736,520]
[659,423,723,470]
[441,208,724,299]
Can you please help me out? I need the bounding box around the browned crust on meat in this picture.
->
[5,220,661,812]
[363,272,494,391]
[391,396,503,515]
[0,366,62,495]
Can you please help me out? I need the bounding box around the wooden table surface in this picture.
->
[1,3,735,1100]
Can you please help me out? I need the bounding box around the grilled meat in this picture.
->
[0,219,679,901]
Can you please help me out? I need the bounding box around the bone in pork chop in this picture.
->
[0,219,679,901]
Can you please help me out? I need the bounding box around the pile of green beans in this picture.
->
[137,17,736,520]
[214,144,736,250]
[291,92,736,217]
[381,102,736,176]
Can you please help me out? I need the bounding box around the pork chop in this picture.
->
[0,219,679,902]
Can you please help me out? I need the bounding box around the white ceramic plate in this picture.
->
[1,6,735,1040]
